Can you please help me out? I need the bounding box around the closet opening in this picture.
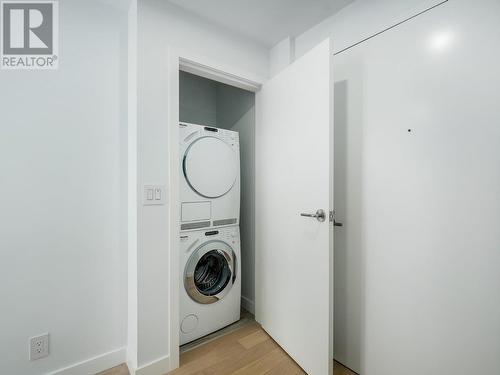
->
[177,69,257,357]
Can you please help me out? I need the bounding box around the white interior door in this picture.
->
[255,39,334,375]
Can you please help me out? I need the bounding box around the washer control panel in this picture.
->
[180,227,240,249]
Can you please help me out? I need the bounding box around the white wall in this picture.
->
[269,0,446,74]
[135,0,268,370]
[298,0,446,56]
[0,1,128,374]
[333,0,500,374]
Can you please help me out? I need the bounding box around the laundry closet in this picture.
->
[177,70,256,347]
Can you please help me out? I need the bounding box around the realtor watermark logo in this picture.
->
[0,1,58,69]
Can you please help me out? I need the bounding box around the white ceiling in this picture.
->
[167,0,354,47]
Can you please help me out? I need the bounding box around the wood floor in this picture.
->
[97,364,129,375]
[169,322,357,375]
[98,323,357,375]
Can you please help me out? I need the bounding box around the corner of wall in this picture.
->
[127,0,139,370]
[269,37,295,77]
[241,296,255,315]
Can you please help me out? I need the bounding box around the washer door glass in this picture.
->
[183,137,237,198]
[194,250,231,296]
[185,241,236,304]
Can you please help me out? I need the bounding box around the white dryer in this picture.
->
[180,122,240,231]
[180,227,241,345]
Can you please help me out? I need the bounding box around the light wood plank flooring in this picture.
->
[169,322,357,375]
[97,364,129,375]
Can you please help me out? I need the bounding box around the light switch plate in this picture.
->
[143,185,167,205]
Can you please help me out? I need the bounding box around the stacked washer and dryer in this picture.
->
[179,122,242,345]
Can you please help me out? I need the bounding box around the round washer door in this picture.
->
[183,137,237,198]
[184,240,236,304]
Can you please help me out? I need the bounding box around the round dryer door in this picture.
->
[183,137,237,198]
[184,240,237,304]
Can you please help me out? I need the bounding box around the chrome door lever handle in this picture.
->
[300,209,326,222]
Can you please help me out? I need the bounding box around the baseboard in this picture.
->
[134,355,170,375]
[49,347,126,375]
[241,295,255,314]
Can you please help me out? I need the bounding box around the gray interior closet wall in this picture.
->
[179,72,256,313]
[179,71,217,127]
[216,85,256,314]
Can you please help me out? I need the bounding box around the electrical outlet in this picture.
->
[29,334,49,361]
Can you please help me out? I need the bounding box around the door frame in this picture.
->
[166,48,263,371]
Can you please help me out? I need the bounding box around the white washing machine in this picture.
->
[179,122,240,232]
[179,226,241,345]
